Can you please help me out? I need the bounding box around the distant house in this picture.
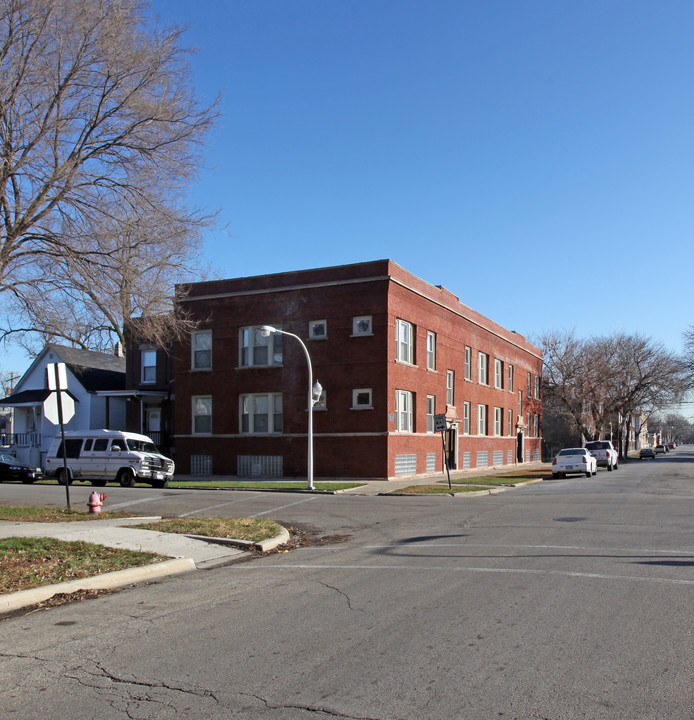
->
[0,344,126,467]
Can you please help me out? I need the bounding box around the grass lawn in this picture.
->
[0,506,283,596]
[396,484,493,494]
[0,537,166,594]
[34,479,365,491]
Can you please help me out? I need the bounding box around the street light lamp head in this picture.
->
[312,379,323,403]
[259,325,276,337]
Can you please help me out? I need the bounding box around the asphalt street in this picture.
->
[1,450,694,719]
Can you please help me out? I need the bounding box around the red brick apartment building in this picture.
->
[171,260,542,480]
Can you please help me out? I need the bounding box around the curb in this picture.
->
[0,557,195,615]
[184,526,291,553]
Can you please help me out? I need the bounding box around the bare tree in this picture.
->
[0,0,217,349]
[539,330,686,453]
[3,193,208,353]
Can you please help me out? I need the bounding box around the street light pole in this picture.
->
[259,325,322,490]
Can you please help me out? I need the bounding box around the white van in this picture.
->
[45,430,175,488]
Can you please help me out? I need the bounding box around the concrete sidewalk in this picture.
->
[0,517,290,615]
[173,461,550,496]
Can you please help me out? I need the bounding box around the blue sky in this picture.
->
[3,0,694,375]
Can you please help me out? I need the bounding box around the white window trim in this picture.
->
[191,330,212,370]
[426,331,436,371]
[240,325,283,368]
[309,319,327,340]
[494,406,503,436]
[494,359,503,390]
[426,395,435,433]
[351,388,373,409]
[395,319,415,365]
[464,346,472,380]
[192,395,212,435]
[478,352,489,385]
[446,370,455,406]
[352,315,373,336]
[478,404,487,436]
[141,348,156,384]
[240,392,283,434]
[463,401,471,435]
[395,389,414,432]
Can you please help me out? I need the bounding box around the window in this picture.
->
[508,409,514,436]
[309,320,327,339]
[353,316,373,335]
[141,349,156,383]
[534,375,540,400]
[396,319,414,364]
[240,326,283,367]
[446,370,455,405]
[240,393,283,434]
[478,404,487,435]
[192,330,212,370]
[494,407,503,436]
[192,396,212,434]
[463,401,471,435]
[508,364,514,392]
[464,346,472,380]
[526,412,531,434]
[395,390,414,432]
[527,372,532,397]
[518,390,522,418]
[352,388,372,409]
[494,359,503,389]
[478,352,489,385]
[426,331,436,370]
[533,413,539,437]
[427,395,435,433]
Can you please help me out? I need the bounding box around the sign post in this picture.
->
[434,413,452,490]
[47,363,71,510]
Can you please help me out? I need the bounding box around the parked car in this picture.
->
[584,440,619,471]
[44,430,174,488]
[639,448,656,460]
[668,443,676,450]
[552,448,598,478]
[654,445,666,454]
[0,452,43,483]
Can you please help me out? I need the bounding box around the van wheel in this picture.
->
[57,469,72,485]
[152,479,169,489]
[117,469,136,488]
[91,479,107,487]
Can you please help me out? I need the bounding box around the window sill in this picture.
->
[350,405,374,411]
[350,333,374,338]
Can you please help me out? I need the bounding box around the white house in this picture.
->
[0,344,126,467]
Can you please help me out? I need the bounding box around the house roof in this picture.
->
[0,388,80,407]
[47,345,125,392]
[10,344,126,397]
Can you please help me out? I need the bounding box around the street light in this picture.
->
[259,325,322,490]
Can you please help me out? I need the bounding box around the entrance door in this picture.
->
[145,408,161,436]
[445,425,458,470]
[516,430,524,463]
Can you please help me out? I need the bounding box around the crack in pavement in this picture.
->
[66,660,222,704]
[318,581,364,612]
[239,691,384,719]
